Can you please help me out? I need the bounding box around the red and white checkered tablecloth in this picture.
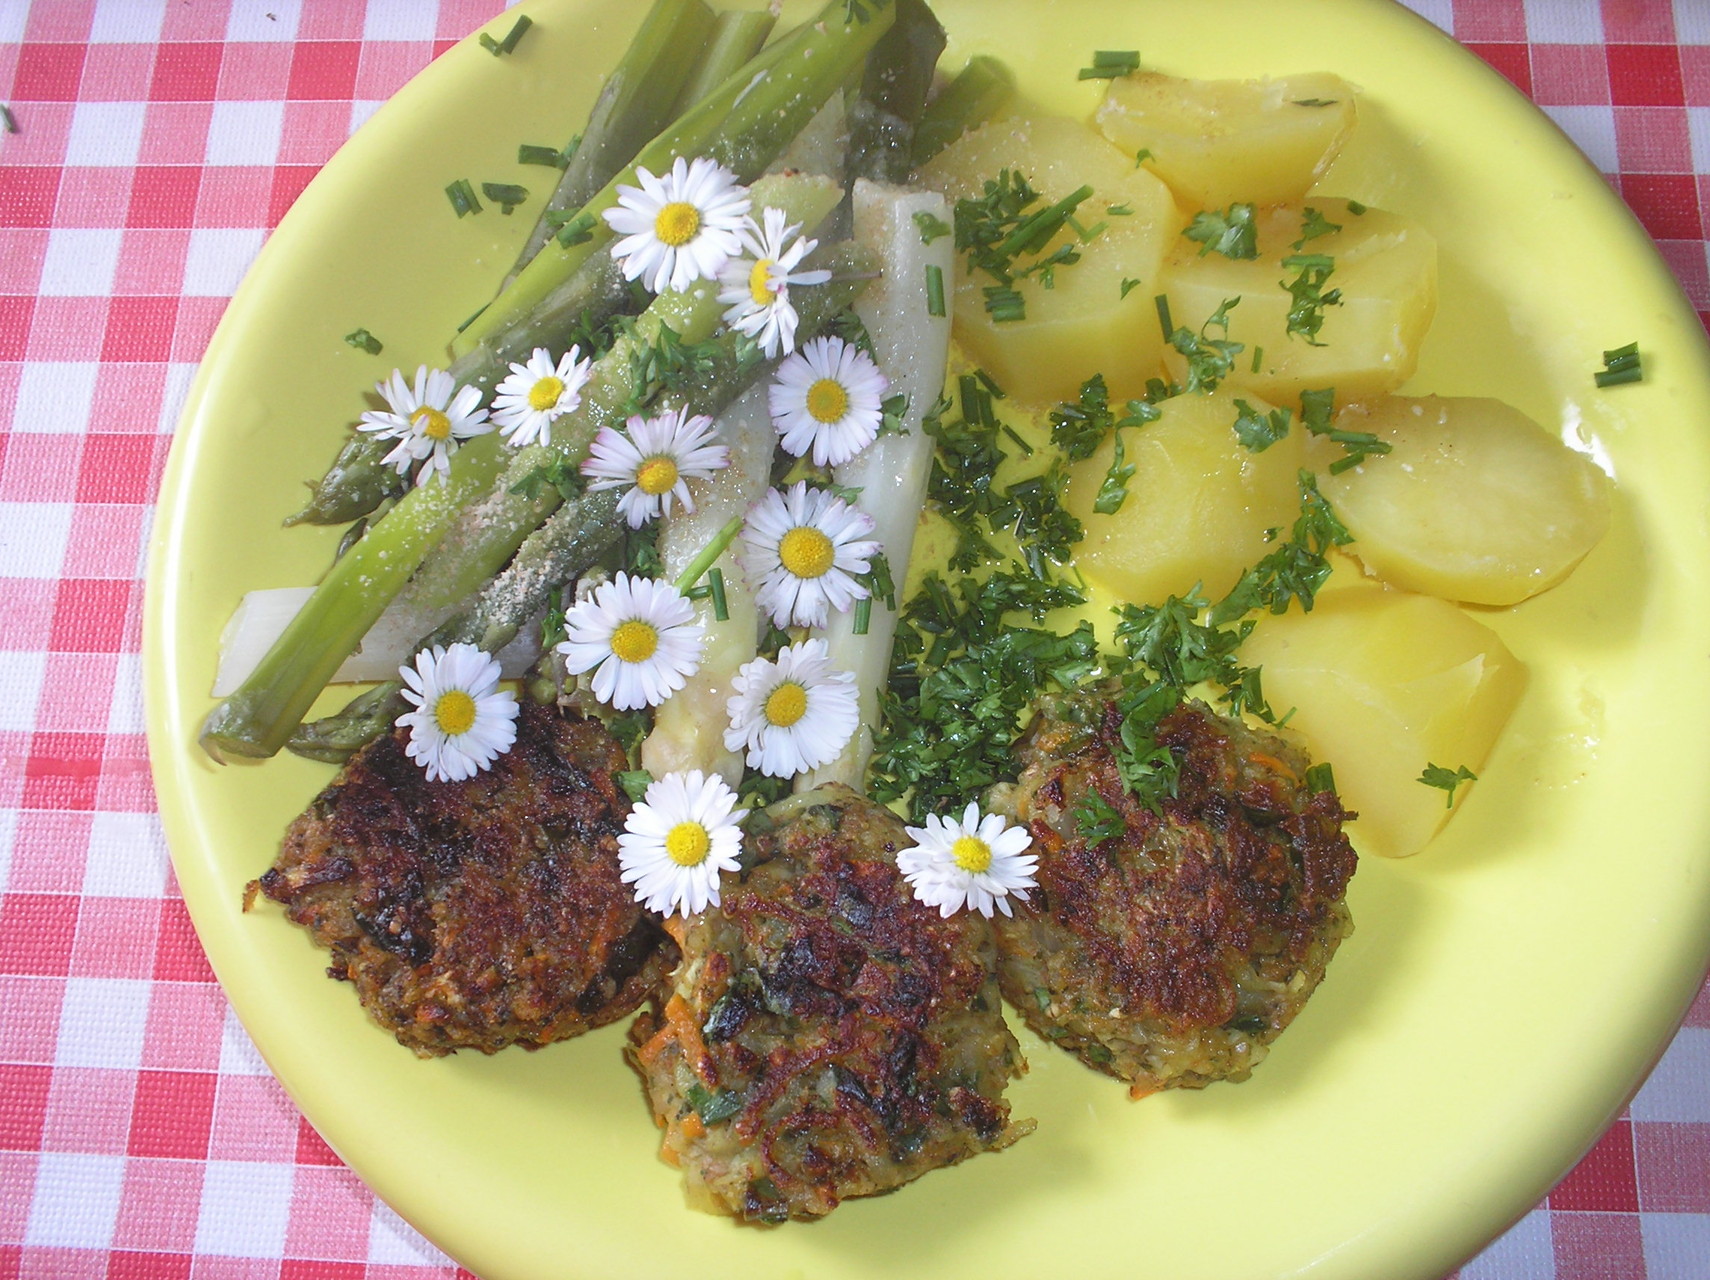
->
[2,0,1708,1277]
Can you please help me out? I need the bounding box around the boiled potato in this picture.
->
[920,114,1180,403]
[1241,584,1526,858]
[1161,199,1437,406]
[1095,71,1357,210]
[1314,396,1612,606]
[1064,386,1306,605]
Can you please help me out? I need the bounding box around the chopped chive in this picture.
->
[481,181,529,214]
[1595,341,1643,387]
[1250,344,1263,373]
[553,210,597,248]
[913,209,952,244]
[984,285,1025,322]
[343,327,383,355]
[708,568,728,622]
[0,105,16,134]
[1001,425,1034,456]
[925,263,946,317]
[1107,202,1133,216]
[1292,97,1338,107]
[852,597,872,636]
[517,143,569,168]
[479,13,533,56]
[1305,761,1336,794]
[1078,49,1140,80]
[1154,293,1174,341]
[445,178,481,217]
[1120,277,1141,299]
[974,368,1007,400]
[1345,199,1367,215]
[455,302,489,334]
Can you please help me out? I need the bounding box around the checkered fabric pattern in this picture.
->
[0,0,1707,1277]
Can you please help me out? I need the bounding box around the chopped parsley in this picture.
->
[343,327,383,355]
[1210,471,1352,623]
[1280,252,1342,345]
[1300,387,1391,473]
[1072,787,1127,845]
[953,171,1097,320]
[1163,296,1244,393]
[1232,398,1292,452]
[1292,206,1342,250]
[1183,203,1259,259]
[913,209,952,244]
[615,769,654,803]
[1419,762,1477,807]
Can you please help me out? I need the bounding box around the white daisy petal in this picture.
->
[392,642,519,783]
[356,362,493,488]
[768,334,889,468]
[602,156,751,295]
[555,572,705,711]
[580,407,730,529]
[722,638,859,779]
[740,481,882,629]
[617,769,748,917]
[491,345,594,448]
[898,802,1036,919]
[716,206,834,358]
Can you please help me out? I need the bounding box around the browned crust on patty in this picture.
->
[993,692,1357,1094]
[249,700,674,1057]
[629,784,1031,1223]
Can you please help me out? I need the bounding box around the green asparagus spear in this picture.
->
[664,8,778,126]
[911,55,1016,167]
[844,0,946,185]
[508,0,719,282]
[451,0,897,359]
[287,486,625,762]
[286,250,639,527]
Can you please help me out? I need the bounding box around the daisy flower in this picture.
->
[769,334,889,468]
[723,638,859,778]
[716,206,833,357]
[898,802,1038,919]
[617,769,748,917]
[741,481,882,629]
[556,572,704,711]
[358,364,491,487]
[602,155,751,294]
[490,345,593,448]
[580,407,730,529]
[394,642,519,783]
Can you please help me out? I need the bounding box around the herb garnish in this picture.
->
[445,178,482,218]
[1292,206,1342,250]
[1232,398,1292,452]
[1595,341,1643,388]
[479,14,533,56]
[1419,762,1477,806]
[913,210,952,244]
[343,328,383,355]
[1280,252,1342,345]
[1300,387,1391,473]
[518,141,574,169]
[954,171,1097,320]
[1078,50,1141,80]
[1162,296,1245,393]
[481,182,529,214]
[1183,203,1259,259]
[1210,471,1352,623]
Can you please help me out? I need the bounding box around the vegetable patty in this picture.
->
[991,691,1357,1095]
[629,783,1032,1222]
[249,700,673,1057]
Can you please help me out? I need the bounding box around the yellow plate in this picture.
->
[145,2,1710,1277]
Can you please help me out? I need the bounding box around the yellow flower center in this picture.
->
[635,455,680,496]
[665,821,711,867]
[433,689,477,737]
[778,526,834,580]
[609,619,659,663]
[763,682,809,728]
[654,201,701,247]
[805,377,849,424]
[748,258,777,306]
[528,375,565,412]
[411,405,452,441]
[951,835,992,874]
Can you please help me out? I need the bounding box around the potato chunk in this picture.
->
[1161,199,1437,407]
[1095,71,1357,210]
[1314,396,1612,606]
[920,114,1180,403]
[1241,585,1526,858]
[1063,387,1306,605]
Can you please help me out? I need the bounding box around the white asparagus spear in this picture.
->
[797,179,953,790]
